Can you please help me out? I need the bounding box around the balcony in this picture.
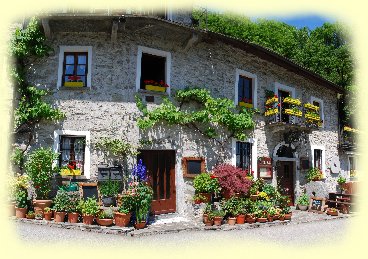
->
[339,127,358,152]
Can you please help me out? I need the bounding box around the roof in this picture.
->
[42,14,344,94]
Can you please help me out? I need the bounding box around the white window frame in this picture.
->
[57,46,93,88]
[231,138,257,178]
[135,46,171,95]
[311,96,325,128]
[311,145,325,176]
[53,130,91,179]
[235,69,258,109]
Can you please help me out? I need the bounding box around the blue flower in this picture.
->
[132,159,147,182]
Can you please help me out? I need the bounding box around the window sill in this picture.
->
[58,86,91,91]
[137,89,169,97]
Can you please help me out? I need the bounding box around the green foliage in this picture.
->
[66,191,80,213]
[15,188,27,208]
[99,180,120,197]
[296,193,310,206]
[98,208,114,219]
[261,184,278,198]
[78,197,100,216]
[193,173,220,194]
[305,167,323,182]
[337,175,347,185]
[53,189,70,212]
[24,147,59,199]
[133,183,153,222]
[211,209,225,218]
[119,193,135,213]
[136,88,256,146]
[222,196,242,216]
[10,147,25,168]
[192,10,354,125]
[95,137,139,157]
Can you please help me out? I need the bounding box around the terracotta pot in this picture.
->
[250,194,258,201]
[213,216,222,226]
[15,207,27,218]
[199,193,211,203]
[227,217,236,225]
[33,200,52,212]
[205,220,214,226]
[54,211,66,222]
[67,212,79,223]
[284,214,292,220]
[267,215,274,222]
[96,218,114,226]
[82,215,94,225]
[279,216,285,221]
[203,214,209,224]
[236,214,246,224]
[134,221,146,229]
[114,212,131,227]
[327,210,338,216]
[194,200,202,204]
[44,211,52,221]
[257,217,267,223]
[247,217,256,224]
[26,214,35,219]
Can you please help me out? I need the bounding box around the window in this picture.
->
[236,142,252,171]
[136,46,171,94]
[235,69,257,108]
[311,96,324,127]
[314,149,323,170]
[53,130,91,178]
[57,46,92,88]
[59,136,86,172]
[182,157,205,178]
[274,82,296,123]
[348,156,358,178]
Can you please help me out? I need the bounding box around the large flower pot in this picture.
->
[82,215,94,225]
[33,200,52,212]
[44,212,52,221]
[227,217,236,225]
[114,212,131,227]
[15,207,27,218]
[96,218,114,226]
[247,217,256,224]
[236,214,245,224]
[134,221,147,229]
[54,211,66,222]
[279,216,285,221]
[205,220,214,226]
[67,212,79,223]
[284,214,292,220]
[257,217,267,223]
[101,196,116,207]
[213,216,222,226]
[298,205,308,211]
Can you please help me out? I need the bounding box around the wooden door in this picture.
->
[138,150,176,214]
[277,161,294,205]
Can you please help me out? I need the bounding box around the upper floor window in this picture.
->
[57,46,92,88]
[311,96,324,127]
[136,46,171,94]
[274,82,296,123]
[235,69,257,109]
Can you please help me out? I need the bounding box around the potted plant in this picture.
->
[24,147,59,211]
[337,175,347,193]
[66,191,80,223]
[26,210,35,219]
[203,203,212,224]
[204,211,214,226]
[114,192,133,227]
[305,167,323,182]
[193,193,207,204]
[99,179,120,207]
[255,209,268,223]
[267,206,277,222]
[212,164,252,199]
[222,196,241,225]
[53,189,69,222]
[35,211,43,220]
[15,188,28,218]
[283,206,292,220]
[279,212,286,221]
[133,182,153,229]
[144,80,169,92]
[96,207,114,226]
[296,193,310,211]
[326,207,339,216]
[236,199,246,224]
[212,209,225,226]
[43,207,52,221]
[193,172,220,203]
[78,197,100,225]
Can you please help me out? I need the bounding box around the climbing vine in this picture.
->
[10,17,64,160]
[136,88,257,162]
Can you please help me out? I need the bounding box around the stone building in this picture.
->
[17,9,355,217]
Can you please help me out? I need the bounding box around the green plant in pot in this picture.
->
[337,174,347,193]
[99,180,120,207]
[78,197,100,225]
[97,207,114,226]
[132,182,153,229]
[305,167,323,182]
[66,191,80,223]
[53,189,69,222]
[193,172,220,202]
[222,196,241,225]
[114,192,134,227]
[212,209,226,226]
[296,193,310,211]
[24,147,59,210]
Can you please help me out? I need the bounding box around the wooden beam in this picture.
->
[111,20,118,42]
[183,32,199,51]
[41,18,51,40]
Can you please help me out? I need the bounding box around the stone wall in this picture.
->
[21,19,345,215]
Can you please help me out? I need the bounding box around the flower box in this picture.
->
[145,84,166,92]
[60,169,81,176]
[284,109,302,117]
[264,108,279,117]
[304,103,319,111]
[64,82,84,87]
[265,97,278,105]
[238,102,253,108]
[283,97,301,106]
[305,114,320,121]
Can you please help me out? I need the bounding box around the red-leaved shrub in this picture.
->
[212,164,253,196]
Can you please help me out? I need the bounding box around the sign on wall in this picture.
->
[258,157,273,179]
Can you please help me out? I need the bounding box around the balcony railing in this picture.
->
[339,127,358,151]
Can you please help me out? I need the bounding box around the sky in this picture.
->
[252,14,336,30]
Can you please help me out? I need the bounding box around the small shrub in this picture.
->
[193,172,220,194]
[296,193,310,206]
[78,197,100,216]
[99,180,120,197]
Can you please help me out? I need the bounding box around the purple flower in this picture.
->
[132,159,147,182]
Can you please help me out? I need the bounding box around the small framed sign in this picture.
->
[78,182,101,204]
[308,196,325,213]
[258,157,273,179]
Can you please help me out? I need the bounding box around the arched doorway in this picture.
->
[273,142,298,205]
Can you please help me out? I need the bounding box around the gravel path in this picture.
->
[13,217,349,248]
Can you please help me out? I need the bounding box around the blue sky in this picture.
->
[252,15,336,30]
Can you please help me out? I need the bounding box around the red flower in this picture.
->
[210,175,216,179]
[35,185,40,189]
[68,75,81,81]
[248,99,252,104]
[277,103,281,107]
[274,95,278,98]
